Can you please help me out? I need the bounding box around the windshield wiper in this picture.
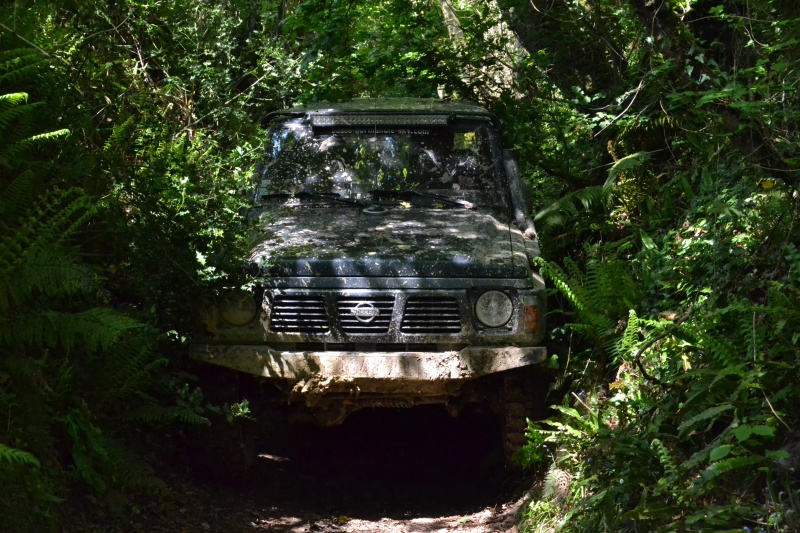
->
[369,189,472,209]
[259,191,366,208]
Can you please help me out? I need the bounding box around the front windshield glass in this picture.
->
[254,117,507,210]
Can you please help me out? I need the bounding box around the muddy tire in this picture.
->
[187,368,257,483]
[500,366,550,466]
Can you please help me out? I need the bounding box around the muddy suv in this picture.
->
[191,98,547,463]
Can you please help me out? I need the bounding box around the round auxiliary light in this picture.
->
[475,290,513,328]
[219,291,258,326]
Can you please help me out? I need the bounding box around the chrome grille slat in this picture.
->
[401,297,462,334]
[269,293,463,336]
[337,296,394,334]
[270,295,329,333]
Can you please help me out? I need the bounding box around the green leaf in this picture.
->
[766,450,790,460]
[685,504,757,525]
[640,229,657,251]
[678,404,733,435]
[733,425,753,442]
[0,443,40,468]
[548,421,584,438]
[607,151,650,182]
[751,425,775,437]
[699,456,760,484]
[709,444,732,462]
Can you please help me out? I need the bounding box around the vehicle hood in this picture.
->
[248,207,530,278]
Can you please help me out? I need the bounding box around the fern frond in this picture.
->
[589,260,641,312]
[0,170,35,224]
[0,48,38,65]
[0,94,42,132]
[0,49,45,85]
[766,284,792,310]
[0,308,144,353]
[693,326,740,366]
[0,443,40,468]
[677,404,734,437]
[0,89,52,171]
[739,311,759,362]
[0,101,44,131]
[103,116,135,153]
[618,309,640,357]
[103,438,166,493]
[122,404,210,426]
[698,456,760,485]
[0,128,70,168]
[650,437,680,486]
[680,369,734,414]
[61,407,109,493]
[0,92,29,108]
[0,62,42,86]
[564,257,590,307]
[565,322,600,338]
[64,309,145,352]
[103,335,166,401]
[0,188,94,276]
[542,465,573,500]
[537,259,582,311]
[618,113,682,141]
[607,151,651,183]
[0,250,95,314]
[534,185,611,231]
[538,257,624,347]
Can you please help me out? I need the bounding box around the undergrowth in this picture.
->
[521,176,800,531]
[0,48,215,531]
[517,4,800,531]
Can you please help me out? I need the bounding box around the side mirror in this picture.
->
[503,149,536,236]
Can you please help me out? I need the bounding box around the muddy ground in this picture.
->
[126,404,534,532]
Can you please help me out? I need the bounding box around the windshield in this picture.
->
[254,117,508,210]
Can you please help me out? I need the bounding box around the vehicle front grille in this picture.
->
[401,297,462,334]
[337,296,395,334]
[269,295,329,333]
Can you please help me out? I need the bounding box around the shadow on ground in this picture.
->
[123,404,529,532]
[249,403,517,519]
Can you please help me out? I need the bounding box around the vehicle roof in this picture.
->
[267,97,500,126]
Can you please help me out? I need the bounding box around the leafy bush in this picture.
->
[522,174,800,531]
[0,48,212,530]
[515,4,800,529]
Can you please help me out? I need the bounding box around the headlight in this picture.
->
[219,291,258,326]
[475,290,513,328]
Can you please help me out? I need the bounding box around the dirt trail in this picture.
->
[128,405,532,532]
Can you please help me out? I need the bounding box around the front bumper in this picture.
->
[189,344,547,382]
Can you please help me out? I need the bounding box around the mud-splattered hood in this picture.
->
[248,207,531,278]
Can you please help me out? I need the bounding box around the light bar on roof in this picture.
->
[311,114,450,127]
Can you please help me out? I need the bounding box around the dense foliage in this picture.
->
[1,0,798,530]
[506,1,800,531]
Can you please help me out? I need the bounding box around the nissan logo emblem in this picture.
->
[351,302,380,323]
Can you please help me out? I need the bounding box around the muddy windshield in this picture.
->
[254,117,509,211]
